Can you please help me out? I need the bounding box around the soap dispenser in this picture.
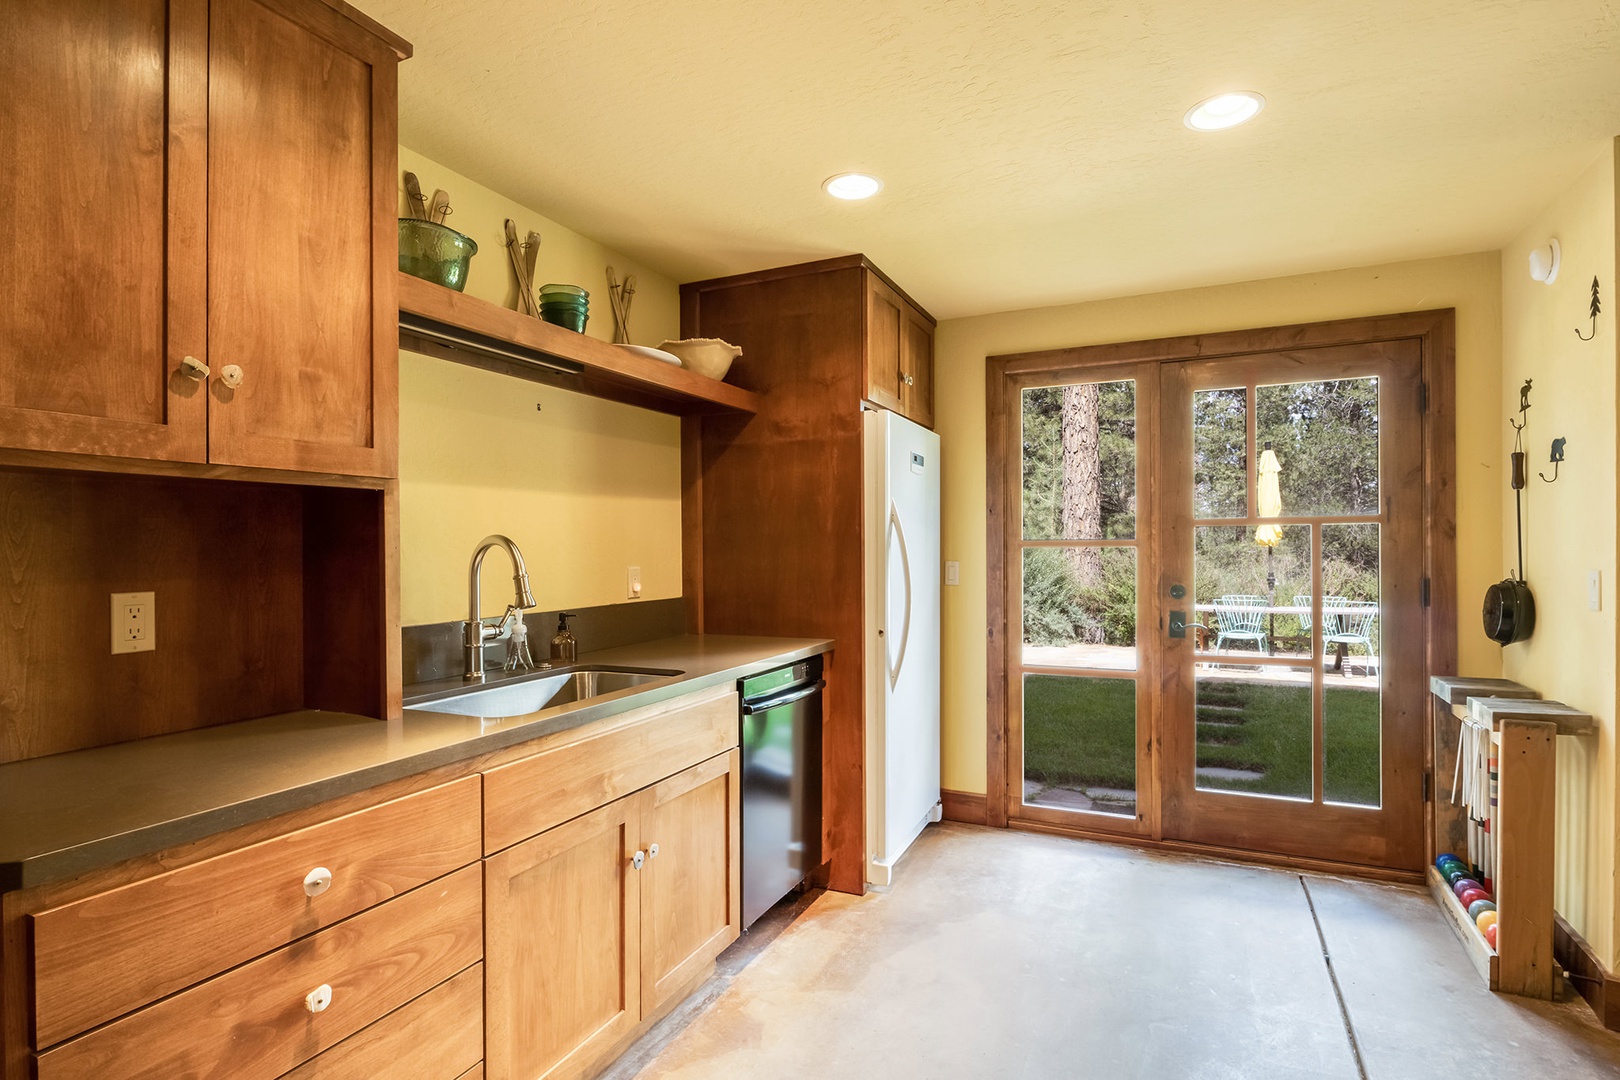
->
[550,612,578,665]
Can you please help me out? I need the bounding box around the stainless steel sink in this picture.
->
[405,667,679,718]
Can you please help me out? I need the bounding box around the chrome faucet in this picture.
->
[464,534,537,682]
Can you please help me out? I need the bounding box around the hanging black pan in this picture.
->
[1483,577,1534,644]
[1486,428,1536,645]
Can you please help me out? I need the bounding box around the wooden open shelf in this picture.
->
[397,272,762,416]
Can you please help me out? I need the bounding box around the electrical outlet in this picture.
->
[1589,570,1602,612]
[944,561,961,586]
[111,591,155,654]
[627,566,642,600]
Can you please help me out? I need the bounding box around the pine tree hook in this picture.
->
[1575,276,1601,340]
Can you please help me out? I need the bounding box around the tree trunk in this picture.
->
[1060,383,1102,588]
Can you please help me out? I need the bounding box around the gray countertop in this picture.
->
[0,634,831,892]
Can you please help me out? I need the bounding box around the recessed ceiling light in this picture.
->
[823,173,883,200]
[1184,91,1265,131]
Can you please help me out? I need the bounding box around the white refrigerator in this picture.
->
[863,408,942,887]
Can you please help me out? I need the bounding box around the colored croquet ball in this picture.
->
[1445,866,1472,886]
[1436,853,1464,871]
[1453,878,1482,897]
[1486,924,1499,949]
[1458,887,1489,909]
[1476,910,1499,934]
[1467,899,1497,920]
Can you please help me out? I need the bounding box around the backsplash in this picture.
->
[402,598,686,685]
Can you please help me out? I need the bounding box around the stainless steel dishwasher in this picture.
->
[739,656,823,929]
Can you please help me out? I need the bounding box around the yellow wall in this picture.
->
[934,253,1505,795]
[397,147,684,625]
[1498,141,1618,965]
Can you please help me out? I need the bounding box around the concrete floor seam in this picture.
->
[1301,875,1371,1080]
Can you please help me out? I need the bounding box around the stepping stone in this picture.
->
[1084,787,1138,810]
[1030,786,1094,811]
[1197,715,1246,727]
[1199,703,1243,713]
[1195,766,1266,782]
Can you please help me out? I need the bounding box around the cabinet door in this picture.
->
[206,0,399,477]
[0,0,208,462]
[900,309,935,429]
[485,796,642,1080]
[641,750,741,1015]
[865,275,906,414]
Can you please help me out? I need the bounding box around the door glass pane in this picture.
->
[1322,523,1382,807]
[1024,674,1136,817]
[1021,381,1136,540]
[1193,525,1312,661]
[1023,547,1136,670]
[1193,387,1247,519]
[1195,663,1313,800]
[1255,378,1380,516]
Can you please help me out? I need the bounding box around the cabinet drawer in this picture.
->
[34,863,483,1080]
[30,775,481,1047]
[483,686,737,855]
[282,962,483,1080]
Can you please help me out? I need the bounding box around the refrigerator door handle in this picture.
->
[888,502,913,689]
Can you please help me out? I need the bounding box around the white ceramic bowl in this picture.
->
[659,338,742,381]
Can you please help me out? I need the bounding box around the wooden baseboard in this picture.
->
[1556,914,1620,1029]
[940,789,988,826]
[1005,816,1425,886]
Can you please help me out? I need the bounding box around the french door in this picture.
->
[1157,343,1426,869]
[991,315,1451,875]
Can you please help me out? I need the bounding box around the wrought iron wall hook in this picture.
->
[1538,437,1566,483]
[1509,378,1532,434]
[1575,277,1601,341]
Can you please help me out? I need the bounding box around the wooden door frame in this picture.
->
[985,310,1457,876]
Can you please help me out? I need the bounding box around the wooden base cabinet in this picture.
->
[485,751,742,1080]
[4,775,483,1080]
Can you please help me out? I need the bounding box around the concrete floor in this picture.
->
[614,824,1620,1080]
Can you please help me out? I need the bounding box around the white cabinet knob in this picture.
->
[220,364,244,389]
[632,850,646,870]
[305,984,333,1014]
[902,373,915,386]
[303,867,333,897]
[648,843,660,859]
[179,356,210,381]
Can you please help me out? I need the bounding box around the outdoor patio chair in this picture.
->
[1293,594,1312,636]
[1214,594,1270,655]
[1323,596,1377,676]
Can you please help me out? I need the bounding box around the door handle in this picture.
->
[888,503,913,688]
[1168,610,1187,639]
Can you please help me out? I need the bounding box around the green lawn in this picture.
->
[1023,674,1381,806]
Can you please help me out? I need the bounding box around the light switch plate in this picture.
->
[1589,570,1602,612]
[944,561,961,586]
[627,566,642,600]
[111,591,155,654]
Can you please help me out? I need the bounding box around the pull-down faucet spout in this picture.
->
[465,534,536,681]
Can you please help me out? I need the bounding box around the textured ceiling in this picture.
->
[356,0,1620,319]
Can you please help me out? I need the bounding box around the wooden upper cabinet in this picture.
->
[900,301,935,428]
[865,277,906,415]
[0,0,208,462]
[0,0,407,478]
[206,0,401,476]
[863,269,935,429]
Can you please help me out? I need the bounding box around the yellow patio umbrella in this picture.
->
[1255,444,1283,547]
[1256,444,1283,603]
